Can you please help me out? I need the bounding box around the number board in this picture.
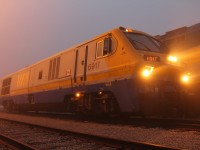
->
[144,55,160,62]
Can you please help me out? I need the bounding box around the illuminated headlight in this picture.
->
[181,74,190,83]
[124,28,133,32]
[168,55,178,63]
[75,92,81,98]
[141,66,154,78]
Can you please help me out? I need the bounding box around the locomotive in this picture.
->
[0,27,190,116]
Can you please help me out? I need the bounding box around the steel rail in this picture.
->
[0,132,37,150]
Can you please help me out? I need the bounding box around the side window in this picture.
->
[103,38,111,56]
[96,37,112,59]
[96,41,103,58]
[38,71,43,80]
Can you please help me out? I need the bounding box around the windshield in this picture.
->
[125,32,168,53]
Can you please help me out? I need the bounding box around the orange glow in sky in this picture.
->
[0,0,200,77]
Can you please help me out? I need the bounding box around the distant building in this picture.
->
[158,23,200,51]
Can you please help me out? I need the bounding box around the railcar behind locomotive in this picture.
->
[0,27,190,116]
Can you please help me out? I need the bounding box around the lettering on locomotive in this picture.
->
[144,55,160,62]
[88,61,100,71]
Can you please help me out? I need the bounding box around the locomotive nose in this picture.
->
[138,64,190,85]
[157,66,190,85]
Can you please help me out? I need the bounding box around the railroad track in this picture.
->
[0,132,36,150]
[0,119,178,150]
[1,112,200,149]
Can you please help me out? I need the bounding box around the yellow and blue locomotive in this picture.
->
[0,27,189,116]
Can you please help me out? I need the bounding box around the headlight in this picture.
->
[168,55,178,63]
[141,66,154,78]
[181,73,190,83]
[75,92,81,98]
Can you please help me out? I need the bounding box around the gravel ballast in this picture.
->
[0,112,200,149]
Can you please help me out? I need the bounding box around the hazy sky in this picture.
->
[0,0,200,77]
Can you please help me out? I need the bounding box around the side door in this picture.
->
[74,46,88,85]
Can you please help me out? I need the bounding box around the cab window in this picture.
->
[125,32,168,53]
[96,38,112,58]
[96,41,104,58]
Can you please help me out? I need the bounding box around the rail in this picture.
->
[0,132,37,150]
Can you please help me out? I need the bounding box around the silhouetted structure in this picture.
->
[157,23,200,51]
